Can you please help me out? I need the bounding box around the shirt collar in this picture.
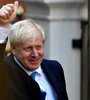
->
[14,56,42,76]
[35,65,42,76]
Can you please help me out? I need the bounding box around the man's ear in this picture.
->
[10,44,16,55]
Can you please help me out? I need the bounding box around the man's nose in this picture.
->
[31,48,38,57]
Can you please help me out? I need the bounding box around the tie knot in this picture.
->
[30,72,36,80]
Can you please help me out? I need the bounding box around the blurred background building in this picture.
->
[0,0,88,100]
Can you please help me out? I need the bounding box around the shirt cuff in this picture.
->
[0,24,12,43]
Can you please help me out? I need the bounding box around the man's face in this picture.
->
[11,36,44,71]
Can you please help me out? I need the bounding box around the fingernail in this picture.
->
[14,1,19,6]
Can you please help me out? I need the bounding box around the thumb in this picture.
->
[14,1,19,12]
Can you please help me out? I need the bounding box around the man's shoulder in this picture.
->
[43,59,61,65]
[42,59,63,70]
[4,53,14,64]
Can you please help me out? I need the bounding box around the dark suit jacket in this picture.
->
[0,43,68,100]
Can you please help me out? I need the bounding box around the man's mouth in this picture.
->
[29,59,40,64]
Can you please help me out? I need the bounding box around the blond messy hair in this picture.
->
[9,19,46,47]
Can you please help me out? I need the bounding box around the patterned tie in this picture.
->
[30,72,46,100]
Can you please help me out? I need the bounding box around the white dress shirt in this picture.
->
[0,25,58,100]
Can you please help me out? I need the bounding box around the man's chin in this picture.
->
[27,64,40,71]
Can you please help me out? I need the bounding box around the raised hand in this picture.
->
[0,1,18,26]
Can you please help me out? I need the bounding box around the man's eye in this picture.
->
[36,46,42,49]
[24,48,31,51]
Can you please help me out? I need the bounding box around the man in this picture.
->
[0,1,68,100]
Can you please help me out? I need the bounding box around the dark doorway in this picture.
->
[88,0,90,99]
[81,21,88,100]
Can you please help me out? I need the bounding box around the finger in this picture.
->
[0,10,8,19]
[5,5,14,17]
[9,1,19,20]
[2,4,13,10]
[3,4,14,15]
[0,8,10,19]
[7,4,14,7]
[13,1,19,13]
[0,11,6,19]
[7,4,14,12]
[1,4,14,19]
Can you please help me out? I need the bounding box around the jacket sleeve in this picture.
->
[0,42,6,61]
[58,62,68,100]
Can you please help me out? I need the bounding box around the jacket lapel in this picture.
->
[41,59,60,98]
